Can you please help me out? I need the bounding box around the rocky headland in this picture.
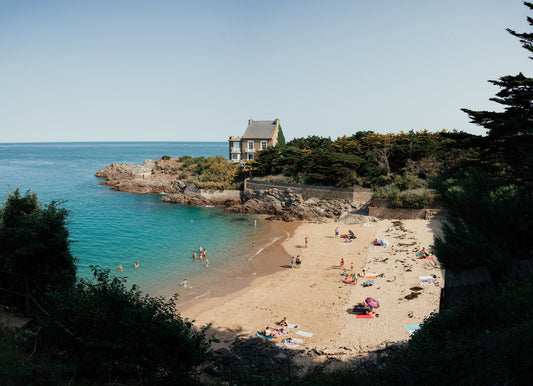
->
[95,159,372,223]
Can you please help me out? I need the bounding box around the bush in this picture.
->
[37,267,211,384]
[0,189,77,309]
[161,155,171,160]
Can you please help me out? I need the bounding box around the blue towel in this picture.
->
[405,324,421,330]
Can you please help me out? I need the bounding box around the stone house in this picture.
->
[228,119,280,162]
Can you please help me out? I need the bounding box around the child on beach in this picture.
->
[340,258,345,269]
[180,278,188,287]
[305,237,309,248]
[350,262,354,271]
[291,256,295,268]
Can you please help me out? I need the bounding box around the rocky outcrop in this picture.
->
[226,188,370,223]
[95,160,371,222]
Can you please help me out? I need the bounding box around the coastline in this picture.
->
[181,217,443,363]
[175,219,298,311]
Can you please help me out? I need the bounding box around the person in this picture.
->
[203,249,207,258]
[264,326,272,337]
[205,258,209,270]
[305,237,309,248]
[192,251,197,261]
[342,269,347,276]
[118,265,123,272]
[295,255,302,268]
[373,238,379,245]
[278,317,288,326]
[135,261,139,269]
[252,241,255,248]
[291,256,295,268]
[335,227,339,238]
[340,258,345,269]
[254,219,257,227]
[180,278,188,287]
[199,246,203,254]
[420,247,429,257]
[350,262,354,271]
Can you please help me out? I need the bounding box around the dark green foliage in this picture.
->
[432,171,532,277]
[277,125,286,149]
[0,189,77,308]
[253,131,481,191]
[36,266,210,384]
[161,155,171,160]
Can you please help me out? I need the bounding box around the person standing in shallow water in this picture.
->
[135,262,139,269]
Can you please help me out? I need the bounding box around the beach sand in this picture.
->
[181,217,443,365]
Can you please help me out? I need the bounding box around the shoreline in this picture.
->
[176,219,298,311]
[181,217,444,364]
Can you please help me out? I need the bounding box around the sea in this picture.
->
[0,142,286,301]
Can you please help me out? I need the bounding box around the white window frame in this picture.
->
[231,153,240,161]
[233,142,240,150]
[247,140,254,151]
[260,140,267,150]
[247,153,254,160]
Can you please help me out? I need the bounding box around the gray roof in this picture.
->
[243,120,278,139]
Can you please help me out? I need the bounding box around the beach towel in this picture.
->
[419,276,435,286]
[272,329,290,336]
[363,223,373,227]
[255,333,274,339]
[287,324,299,329]
[282,338,303,347]
[296,331,314,337]
[405,324,421,335]
[356,314,374,319]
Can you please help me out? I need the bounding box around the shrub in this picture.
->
[37,267,211,384]
[161,155,171,160]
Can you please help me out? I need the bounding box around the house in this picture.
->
[228,118,280,162]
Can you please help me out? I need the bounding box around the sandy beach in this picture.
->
[181,217,443,364]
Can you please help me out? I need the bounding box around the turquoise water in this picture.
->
[0,142,282,298]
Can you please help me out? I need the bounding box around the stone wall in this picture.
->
[368,207,444,219]
[197,189,242,202]
[244,179,372,204]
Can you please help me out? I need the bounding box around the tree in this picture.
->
[462,2,533,186]
[277,125,286,149]
[38,267,211,383]
[0,189,77,307]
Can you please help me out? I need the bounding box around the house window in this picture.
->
[247,141,254,151]
[233,142,240,150]
[260,140,267,150]
[231,153,240,161]
[247,153,254,160]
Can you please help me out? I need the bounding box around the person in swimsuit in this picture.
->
[295,255,302,267]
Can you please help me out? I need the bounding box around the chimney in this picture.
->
[248,119,253,126]
[274,118,280,126]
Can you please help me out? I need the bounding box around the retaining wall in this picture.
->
[244,179,372,204]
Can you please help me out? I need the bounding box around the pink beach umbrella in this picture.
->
[365,297,380,309]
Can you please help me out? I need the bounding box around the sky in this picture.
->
[0,0,531,143]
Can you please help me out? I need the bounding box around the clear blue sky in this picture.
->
[0,0,530,142]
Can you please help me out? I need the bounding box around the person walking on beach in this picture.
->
[291,256,295,268]
[350,262,354,271]
[305,237,309,248]
[335,227,339,238]
[340,258,345,269]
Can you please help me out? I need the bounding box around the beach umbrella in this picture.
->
[365,297,380,308]
[349,230,356,239]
